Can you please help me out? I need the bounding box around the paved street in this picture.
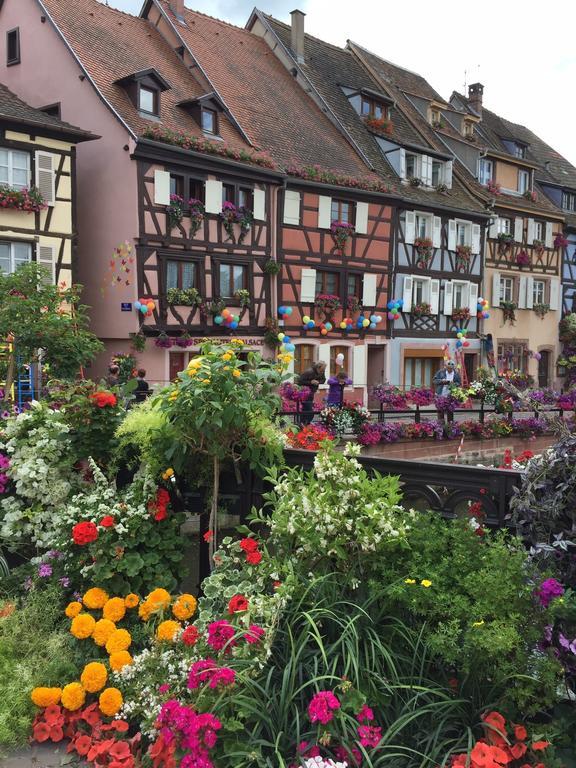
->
[1,744,85,767]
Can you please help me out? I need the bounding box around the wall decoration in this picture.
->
[102,241,134,294]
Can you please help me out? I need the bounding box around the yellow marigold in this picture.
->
[105,628,132,654]
[172,594,197,621]
[65,601,83,618]
[98,687,123,717]
[80,662,108,693]
[420,579,433,588]
[156,620,181,642]
[138,600,153,621]
[222,352,232,361]
[145,588,171,612]
[31,687,62,707]
[124,593,139,609]
[61,682,86,711]
[201,378,211,384]
[102,597,126,623]
[109,650,133,672]
[70,613,96,640]
[82,587,109,610]
[162,468,174,480]
[232,369,241,378]
[92,618,117,647]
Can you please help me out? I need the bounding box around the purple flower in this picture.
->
[46,549,61,560]
[38,563,53,578]
[23,576,33,591]
[59,577,70,588]
[537,577,564,607]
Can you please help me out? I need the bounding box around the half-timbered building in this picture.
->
[0,83,95,288]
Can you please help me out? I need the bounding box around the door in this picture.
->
[367,345,385,407]
[538,350,550,388]
[464,353,477,385]
[169,352,186,382]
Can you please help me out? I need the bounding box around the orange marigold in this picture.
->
[105,628,132,654]
[80,662,108,693]
[102,597,126,623]
[61,682,86,711]
[92,618,117,647]
[64,601,83,618]
[31,687,62,707]
[82,587,109,610]
[139,588,171,621]
[172,593,197,621]
[109,650,133,671]
[99,687,123,717]
[156,620,181,642]
[70,613,96,640]
[124,593,139,608]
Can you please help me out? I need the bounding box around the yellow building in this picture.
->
[0,83,96,286]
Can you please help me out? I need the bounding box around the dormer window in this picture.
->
[201,108,217,135]
[139,86,158,115]
[115,69,170,119]
[361,97,388,120]
[562,191,576,212]
[405,152,419,179]
[513,143,527,159]
[178,93,226,138]
[463,120,474,138]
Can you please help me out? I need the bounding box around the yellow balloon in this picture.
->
[302,315,310,324]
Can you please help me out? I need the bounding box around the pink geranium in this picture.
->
[308,691,341,725]
[207,620,236,652]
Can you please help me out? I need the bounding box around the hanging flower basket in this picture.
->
[167,194,185,229]
[412,302,432,317]
[554,233,569,250]
[263,259,281,275]
[533,302,550,319]
[501,300,517,325]
[0,185,47,213]
[189,199,205,237]
[414,237,433,268]
[452,307,471,322]
[154,332,173,348]
[347,295,362,313]
[129,332,146,352]
[234,289,251,308]
[220,202,240,242]
[315,294,341,321]
[237,206,254,244]
[330,221,355,253]
[174,332,194,348]
[532,239,545,256]
[455,244,472,272]
[515,249,531,267]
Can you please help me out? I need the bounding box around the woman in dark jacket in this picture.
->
[297,361,327,424]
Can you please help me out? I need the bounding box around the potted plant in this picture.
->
[515,249,531,267]
[237,205,254,244]
[330,221,355,254]
[129,331,146,352]
[409,176,422,187]
[435,182,449,194]
[414,237,433,268]
[486,179,502,196]
[234,289,251,309]
[167,194,185,229]
[532,238,545,256]
[347,295,362,313]
[496,231,514,254]
[264,317,280,349]
[523,189,538,203]
[188,198,205,237]
[554,233,569,250]
[220,201,240,242]
[0,185,47,213]
[365,116,393,135]
[166,287,204,308]
[315,293,341,321]
[154,332,173,348]
[174,332,194,348]
[263,259,281,276]
[533,302,550,318]
[501,300,517,325]
[455,244,472,272]
[413,301,432,317]
[452,307,471,322]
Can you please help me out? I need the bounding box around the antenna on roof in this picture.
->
[463,69,467,92]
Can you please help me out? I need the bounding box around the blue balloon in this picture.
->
[284,307,293,316]
[283,336,291,343]
[369,315,377,322]
[387,301,394,310]
[134,301,141,310]
[285,342,295,352]
[398,299,404,307]
[370,322,376,329]
[230,321,238,329]
[214,315,223,324]
[307,321,315,329]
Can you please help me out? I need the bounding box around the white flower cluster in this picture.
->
[302,757,348,768]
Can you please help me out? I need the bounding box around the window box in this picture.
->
[523,189,538,203]
[346,295,363,313]
[455,244,472,272]
[166,287,204,308]
[532,238,545,256]
[219,202,253,244]
[413,302,432,317]
[234,288,251,308]
[409,176,422,187]
[314,293,342,313]
[486,179,502,196]
[500,300,517,325]
[414,237,433,269]
[452,307,471,322]
[0,185,46,213]
[497,231,514,254]
[515,250,531,267]
[435,182,449,194]
[330,221,355,253]
[533,302,550,319]
[174,332,194,348]
[364,116,393,135]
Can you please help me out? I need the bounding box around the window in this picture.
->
[533,279,546,305]
[463,120,475,138]
[456,221,471,246]
[0,241,32,274]
[533,221,544,241]
[430,108,441,126]
[562,191,576,211]
[315,270,339,296]
[518,169,530,194]
[453,281,468,309]
[0,149,30,190]
[478,158,493,186]
[415,212,431,239]
[497,217,511,235]
[294,344,315,376]
[219,263,247,298]
[513,143,526,159]
[361,97,386,119]
[166,260,197,291]
[6,28,20,66]
[405,153,418,179]
[170,174,204,203]
[431,160,444,187]
[170,175,183,198]
[498,342,528,373]
[139,86,158,115]
[347,273,363,300]
[404,357,440,389]
[330,199,353,224]
[238,187,253,210]
[413,277,430,305]
[499,276,514,303]
[201,108,217,135]
[330,346,349,375]
[222,183,252,208]
[222,184,235,205]
[40,103,61,119]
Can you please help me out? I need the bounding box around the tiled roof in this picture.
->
[260,15,485,215]
[40,0,249,148]
[0,81,94,140]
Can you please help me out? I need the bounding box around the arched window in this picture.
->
[294,344,315,376]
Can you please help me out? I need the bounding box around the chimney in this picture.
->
[290,9,306,64]
[468,82,484,116]
[170,0,185,20]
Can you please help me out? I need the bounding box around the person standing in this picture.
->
[433,360,461,422]
[297,361,327,425]
[326,370,352,407]
[134,368,150,403]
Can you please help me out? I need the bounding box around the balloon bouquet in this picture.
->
[476,297,490,320]
[213,309,241,330]
[134,298,156,317]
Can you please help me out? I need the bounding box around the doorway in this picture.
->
[367,345,385,406]
[538,350,550,387]
[169,352,186,382]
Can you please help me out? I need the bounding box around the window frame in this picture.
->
[452,279,469,310]
[431,159,444,187]
[498,341,528,373]
[0,148,31,191]
[217,261,249,300]
[315,269,340,296]
[201,107,218,136]
[412,276,431,305]
[165,259,198,292]
[456,219,472,247]
[405,152,419,180]
[532,278,546,305]
[561,191,576,212]
[517,169,530,194]
[415,211,433,240]
[294,344,315,376]
[6,28,20,66]
[533,221,544,241]
[0,240,33,274]
[497,217,512,235]
[513,143,527,159]
[346,272,363,301]
[463,119,475,138]
[499,276,515,303]
[361,96,387,120]
[221,182,254,209]
[169,172,205,203]
[478,157,493,186]
[330,198,355,225]
[138,84,159,116]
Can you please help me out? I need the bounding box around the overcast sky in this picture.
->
[101,0,576,166]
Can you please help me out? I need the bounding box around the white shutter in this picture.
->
[448,219,457,251]
[526,218,535,245]
[353,344,367,386]
[489,218,499,239]
[471,223,481,254]
[492,272,501,307]
[444,160,453,189]
[402,275,413,312]
[204,179,223,214]
[545,222,554,249]
[514,217,524,243]
[421,155,432,186]
[430,278,440,314]
[355,202,369,235]
[317,195,332,229]
[253,188,266,221]
[525,276,534,309]
[549,278,560,311]
[405,211,416,245]
[317,343,331,374]
[518,276,527,309]
[399,148,406,179]
[362,273,377,306]
[468,281,479,316]
[300,268,317,303]
[432,216,442,248]
[37,244,55,283]
[35,151,56,206]
[283,190,301,225]
[443,280,453,315]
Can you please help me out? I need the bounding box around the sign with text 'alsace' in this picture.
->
[186,338,264,346]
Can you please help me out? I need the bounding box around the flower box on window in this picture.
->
[523,189,538,203]
[486,179,502,196]
[314,293,342,313]
[452,307,471,321]
[455,244,472,272]
[409,176,422,187]
[330,221,355,253]
[532,238,545,256]
[166,287,204,308]
[533,302,550,318]
[412,302,432,317]
[0,185,47,213]
[414,237,433,268]
[364,116,393,135]
[234,289,251,308]
[219,202,253,244]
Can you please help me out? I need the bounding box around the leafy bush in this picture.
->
[114,398,173,474]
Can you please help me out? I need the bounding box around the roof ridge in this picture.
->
[262,12,357,56]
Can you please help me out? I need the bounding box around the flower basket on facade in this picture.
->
[435,183,448,194]
[0,185,47,213]
[501,300,517,325]
[347,295,362,313]
[174,332,194,348]
[314,294,342,320]
[496,232,513,254]
[364,116,393,135]
[237,206,253,244]
[409,176,422,187]
[523,189,538,203]
[220,202,253,243]
[515,249,531,267]
[167,194,185,229]
[234,289,251,308]
[414,237,433,268]
[486,179,501,196]
[455,244,472,272]
[533,239,545,256]
[154,332,173,348]
[330,221,355,253]
[188,198,205,237]
[166,287,204,307]
[452,307,471,322]
[263,259,281,275]
[533,302,550,319]
[129,332,146,352]
[554,233,569,250]
[413,301,432,317]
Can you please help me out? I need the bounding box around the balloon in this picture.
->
[335,353,345,366]
[339,321,347,329]
[324,322,332,331]
[376,316,382,323]
[146,310,152,316]
[307,321,315,329]
[362,319,370,328]
[370,315,377,323]
[230,321,238,329]
[456,341,463,348]
[283,336,291,343]
[463,341,470,347]
[483,312,489,319]
[134,301,141,310]
[278,306,286,315]
[457,332,463,339]
[534,352,541,361]
[370,322,376,329]
[321,328,328,335]
[285,343,295,352]
[284,307,293,316]
[302,315,310,324]
[394,313,401,320]
[222,309,230,318]
[388,312,395,320]
[277,333,285,341]
[214,315,223,324]
[140,305,148,314]
[387,301,394,310]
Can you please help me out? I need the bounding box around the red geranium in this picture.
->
[89,391,118,408]
[228,594,249,614]
[100,515,115,528]
[72,521,99,546]
[149,488,170,522]
[182,625,199,646]
[239,537,258,553]
[246,550,262,566]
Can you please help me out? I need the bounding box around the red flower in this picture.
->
[532,741,550,751]
[509,742,527,759]
[470,742,510,767]
[100,515,115,528]
[182,626,199,646]
[89,391,117,408]
[154,507,167,522]
[513,725,527,741]
[74,734,92,756]
[228,594,249,614]
[109,742,131,760]
[239,537,258,553]
[246,550,262,565]
[32,722,51,742]
[49,725,64,742]
[72,521,98,546]
[483,711,507,734]
[203,530,214,542]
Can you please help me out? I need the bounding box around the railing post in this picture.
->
[415,404,420,424]
[296,399,301,426]
[479,397,485,424]
[339,383,345,408]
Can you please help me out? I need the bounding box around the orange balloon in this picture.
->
[147,301,155,310]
